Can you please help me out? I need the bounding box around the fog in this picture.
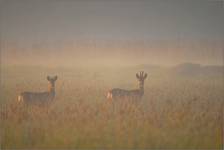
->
[1,0,223,67]
[1,39,223,67]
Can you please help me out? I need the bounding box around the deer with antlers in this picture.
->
[107,71,147,101]
[18,75,58,105]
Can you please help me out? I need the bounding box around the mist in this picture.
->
[1,39,223,67]
[1,1,224,148]
[1,0,223,67]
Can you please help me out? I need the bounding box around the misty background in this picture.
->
[0,1,224,148]
[0,0,223,67]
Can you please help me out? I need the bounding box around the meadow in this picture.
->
[0,65,223,149]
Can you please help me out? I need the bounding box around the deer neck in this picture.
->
[48,84,55,95]
[139,81,144,94]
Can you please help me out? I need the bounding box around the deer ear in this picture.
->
[136,73,140,79]
[47,76,50,81]
[54,76,58,81]
[144,73,147,79]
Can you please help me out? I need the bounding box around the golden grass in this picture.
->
[0,66,223,149]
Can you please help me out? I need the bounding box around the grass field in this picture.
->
[0,65,223,149]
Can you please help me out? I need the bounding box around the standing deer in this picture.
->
[107,71,147,100]
[18,75,58,105]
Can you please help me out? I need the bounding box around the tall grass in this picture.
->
[0,66,223,149]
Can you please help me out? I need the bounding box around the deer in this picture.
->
[107,71,147,101]
[17,75,58,105]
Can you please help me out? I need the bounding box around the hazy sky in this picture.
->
[1,0,223,66]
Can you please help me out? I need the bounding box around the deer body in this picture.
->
[18,76,57,105]
[107,89,143,100]
[107,71,147,100]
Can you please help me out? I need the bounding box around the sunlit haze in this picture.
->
[1,0,223,67]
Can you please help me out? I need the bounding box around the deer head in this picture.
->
[136,71,147,89]
[47,75,58,91]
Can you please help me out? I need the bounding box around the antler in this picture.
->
[141,71,144,77]
[136,71,147,79]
